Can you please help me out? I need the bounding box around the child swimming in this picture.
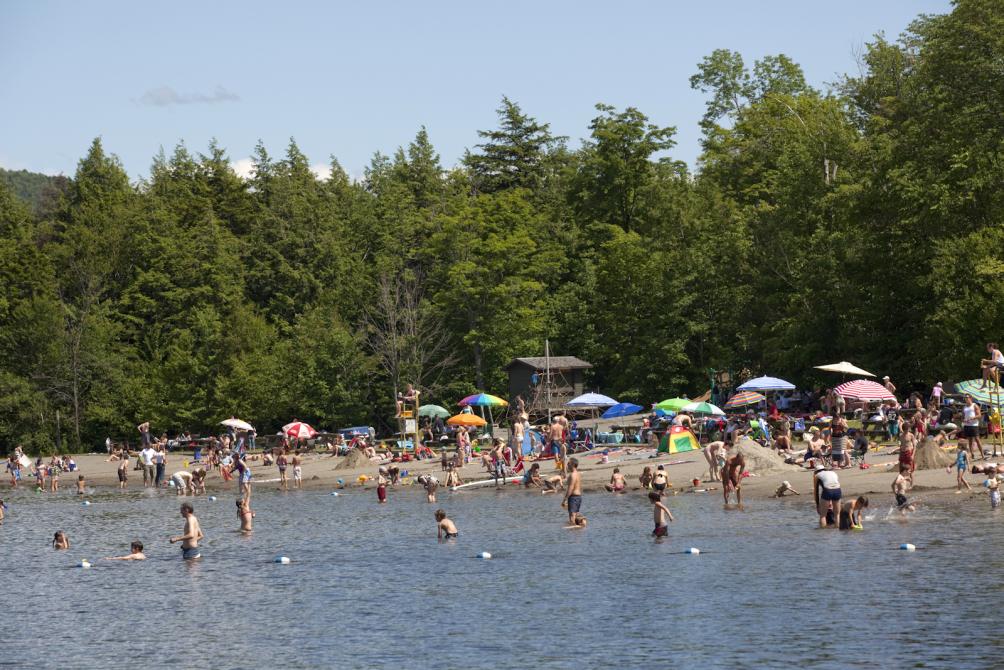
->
[105,541,146,561]
[52,531,69,550]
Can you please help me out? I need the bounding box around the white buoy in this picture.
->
[900,543,916,552]
[208,496,217,501]
[330,491,339,496]
[168,480,175,488]
[82,501,91,506]
[478,552,492,560]
[78,560,91,568]
[684,547,701,555]
[274,556,291,564]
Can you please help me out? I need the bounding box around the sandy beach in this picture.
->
[57,437,988,508]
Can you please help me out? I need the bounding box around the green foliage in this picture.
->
[1,0,1001,452]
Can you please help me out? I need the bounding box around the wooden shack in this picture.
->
[504,356,592,416]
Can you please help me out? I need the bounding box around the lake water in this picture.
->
[1,482,999,669]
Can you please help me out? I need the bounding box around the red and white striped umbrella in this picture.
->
[833,380,896,401]
[283,421,317,439]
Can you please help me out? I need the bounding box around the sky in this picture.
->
[0,0,951,181]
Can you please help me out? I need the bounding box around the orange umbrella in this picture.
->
[447,413,487,427]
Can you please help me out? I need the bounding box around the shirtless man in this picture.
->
[169,503,204,560]
[291,451,303,490]
[721,451,745,506]
[702,440,727,482]
[548,416,565,459]
[561,458,582,523]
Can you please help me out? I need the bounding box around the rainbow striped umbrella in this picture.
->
[458,393,509,407]
[724,391,766,409]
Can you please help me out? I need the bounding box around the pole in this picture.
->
[545,339,552,422]
[56,409,61,453]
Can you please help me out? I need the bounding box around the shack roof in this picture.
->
[504,356,593,371]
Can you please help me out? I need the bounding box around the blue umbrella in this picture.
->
[601,402,644,419]
[737,376,796,391]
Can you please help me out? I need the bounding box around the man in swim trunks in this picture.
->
[562,457,582,523]
[291,451,303,489]
[170,502,203,559]
[435,509,458,539]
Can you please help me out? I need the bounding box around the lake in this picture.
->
[1,482,998,669]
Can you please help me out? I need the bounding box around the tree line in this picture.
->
[1,0,1001,452]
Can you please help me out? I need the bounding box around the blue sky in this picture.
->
[0,0,950,181]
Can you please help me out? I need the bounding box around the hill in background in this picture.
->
[0,167,71,216]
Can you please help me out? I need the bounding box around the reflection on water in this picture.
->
[1,484,999,668]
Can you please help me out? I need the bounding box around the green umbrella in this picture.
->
[655,397,691,412]
[418,404,451,419]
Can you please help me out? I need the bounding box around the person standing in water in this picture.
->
[722,451,745,506]
[649,492,674,538]
[237,498,254,533]
[813,465,841,527]
[561,458,582,525]
[169,502,203,560]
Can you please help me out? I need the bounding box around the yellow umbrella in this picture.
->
[447,413,487,427]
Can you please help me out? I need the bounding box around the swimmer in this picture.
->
[604,467,627,493]
[722,451,746,507]
[105,541,146,561]
[0,499,5,524]
[839,496,868,530]
[76,474,86,495]
[892,465,915,514]
[435,509,458,539]
[52,531,69,550]
[771,481,800,498]
[649,491,674,538]
[564,513,588,530]
[561,458,582,524]
[237,498,255,532]
[169,502,203,559]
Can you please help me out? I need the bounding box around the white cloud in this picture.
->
[230,158,255,179]
[310,163,331,181]
[137,85,240,107]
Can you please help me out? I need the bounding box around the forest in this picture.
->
[1,0,1002,452]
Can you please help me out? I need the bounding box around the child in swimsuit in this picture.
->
[988,468,1001,509]
[435,509,458,539]
[649,491,673,537]
[605,468,626,493]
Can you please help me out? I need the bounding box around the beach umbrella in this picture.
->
[814,361,876,377]
[283,421,317,439]
[724,391,766,409]
[458,393,509,407]
[737,376,795,391]
[953,380,1004,407]
[447,413,487,427]
[655,397,691,412]
[601,402,644,419]
[681,401,726,416]
[220,418,254,432]
[418,404,451,419]
[565,392,618,407]
[833,380,895,402]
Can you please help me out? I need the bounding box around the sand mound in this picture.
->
[914,439,954,470]
[731,438,799,475]
[335,448,370,470]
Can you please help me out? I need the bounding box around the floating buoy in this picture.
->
[478,552,492,560]
[208,496,217,502]
[274,556,291,564]
[78,560,91,568]
[900,543,916,552]
[330,491,339,496]
[168,480,175,487]
[684,547,701,555]
[82,501,91,506]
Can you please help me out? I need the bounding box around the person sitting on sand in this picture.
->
[649,491,674,538]
[771,481,800,498]
[445,463,463,488]
[605,468,627,493]
[52,531,69,550]
[639,466,654,490]
[839,496,868,530]
[105,541,145,561]
[435,509,458,539]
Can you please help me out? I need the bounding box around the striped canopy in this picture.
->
[737,376,795,391]
[724,391,766,409]
[833,380,895,401]
[458,393,509,407]
[954,379,1004,407]
[283,421,317,439]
